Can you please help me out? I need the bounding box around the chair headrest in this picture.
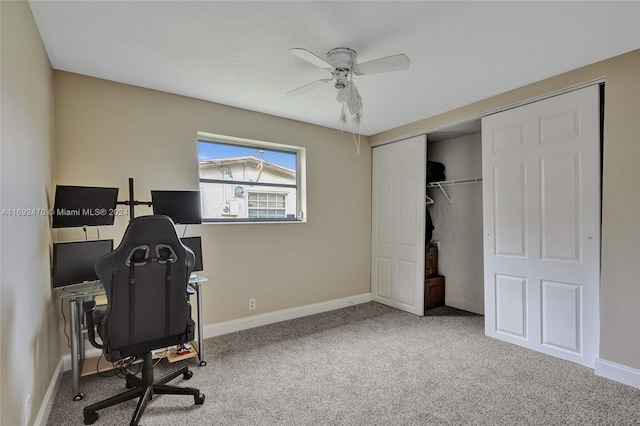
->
[119,215,181,248]
[113,215,187,266]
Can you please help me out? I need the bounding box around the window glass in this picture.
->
[198,137,303,223]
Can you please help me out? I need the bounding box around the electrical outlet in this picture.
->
[248,298,256,310]
[25,394,32,424]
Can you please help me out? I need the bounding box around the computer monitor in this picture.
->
[151,190,202,224]
[180,236,203,272]
[52,185,119,228]
[52,239,114,288]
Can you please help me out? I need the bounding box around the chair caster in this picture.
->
[195,393,205,405]
[83,411,99,425]
[73,393,84,401]
[199,360,207,367]
[183,370,193,380]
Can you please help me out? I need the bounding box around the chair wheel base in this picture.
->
[183,370,193,380]
[199,360,207,366]
[195,393,205,405]
[84,412,99,425]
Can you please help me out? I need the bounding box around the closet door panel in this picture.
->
[397,260,417,306]
[492,160,527,258]
[376,179,393,245]
[540,153,581,262]
[482,85,600,367]
[372,136,426,316]
[541,280,581,353]
[495,274,528,339]
[374,257,392,301]
[398,178,419,247]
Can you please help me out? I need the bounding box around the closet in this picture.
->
[371,84,602,368]
[426,123,484,315]
[371,127,483,316]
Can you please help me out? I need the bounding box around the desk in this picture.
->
[55,274,208,401]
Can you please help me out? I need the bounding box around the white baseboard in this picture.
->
[445,296,484,315]
[60,293,373,371]
[595,358,640,389]
[34,358,64,426]
[202,293,372,339]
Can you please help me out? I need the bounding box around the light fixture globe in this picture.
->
[336,87,350,104]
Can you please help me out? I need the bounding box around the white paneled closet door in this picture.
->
[372,135,426,316]
[482,85,601,367]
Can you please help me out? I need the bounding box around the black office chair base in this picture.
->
[83,352,204,426]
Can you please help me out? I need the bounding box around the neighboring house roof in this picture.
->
[199,156,295,178]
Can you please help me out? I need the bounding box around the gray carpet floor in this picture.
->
[47,302,640,425]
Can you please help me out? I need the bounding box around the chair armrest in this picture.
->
[83,300,103,350]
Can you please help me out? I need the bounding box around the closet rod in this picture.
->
[426,177,482,205]
[426,177,483,188]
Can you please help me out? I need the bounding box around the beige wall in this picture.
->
[54,72,372,339]
[371,50,640,371]
[1,1,58,425]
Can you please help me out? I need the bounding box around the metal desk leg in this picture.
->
[193,283,206,366]
[79,299,86,363]
[69,298,84,401]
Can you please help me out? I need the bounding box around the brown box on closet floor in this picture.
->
[424,276,445,311]
[425,246,438,278]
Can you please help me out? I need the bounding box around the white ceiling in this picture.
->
[29,1,640,136]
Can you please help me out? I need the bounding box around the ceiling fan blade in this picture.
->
[290,48,332,70]
[355,54,410,75]
[287,79,332,96]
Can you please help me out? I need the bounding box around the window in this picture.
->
[248,193,286,218]
[197,133,306,223]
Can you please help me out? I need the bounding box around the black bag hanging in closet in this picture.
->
[425,161,443,241]
[425,208,434,242]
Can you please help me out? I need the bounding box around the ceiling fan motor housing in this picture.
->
[327,47,356,70]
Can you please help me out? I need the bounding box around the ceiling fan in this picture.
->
[288,47,411,115]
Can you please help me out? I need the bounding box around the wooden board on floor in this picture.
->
[80,343,197,376]
[166,344,198,363]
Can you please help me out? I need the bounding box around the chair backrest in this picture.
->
[95,215,195,361]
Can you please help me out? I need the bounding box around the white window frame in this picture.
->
[197,132,307,223]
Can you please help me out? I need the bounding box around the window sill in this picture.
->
[201,218,306,225]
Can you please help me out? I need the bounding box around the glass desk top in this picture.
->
[55,274,208,300]
[55,281,105,300]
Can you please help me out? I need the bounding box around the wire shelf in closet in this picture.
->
[426,177,482,187]
[426,177,482,205]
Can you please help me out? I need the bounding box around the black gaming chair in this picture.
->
[82,215,205,425]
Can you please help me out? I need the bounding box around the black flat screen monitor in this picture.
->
[52,239,114,288]
[180,236,203,272]
[52,185,119,228]
[151,190,202,224]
